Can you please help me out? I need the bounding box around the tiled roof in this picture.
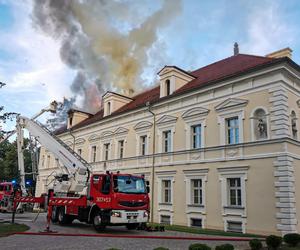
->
[56,53,292,135]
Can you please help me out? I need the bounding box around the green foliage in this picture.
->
[249,239,263,250]
[189,243,211,250]
[266,235,282,250]
[0,223,29,237]
[283,233,300,247]
[215,244,234,250]
[0,139,32,182]
[153,248,169,250]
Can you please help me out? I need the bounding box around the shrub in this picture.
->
[283,233,300,247]
[266,235,282,250]
[189,243,212,250]
[215,244,234,250]
[153,248,169,250]
[249,239,263,250]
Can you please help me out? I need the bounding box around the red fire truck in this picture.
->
[12,107,150,231]
[0,182,14,212]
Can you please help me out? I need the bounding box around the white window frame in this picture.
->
[139,135,148,156]
[156,171,176,206]
[217,109,245,145]
[157,125,175,153]
[90,144,97,163]
[250,106,270,141]
[114,134,127,159]
[218,166,248,216]
[135,129,151,156]
[225,116,239,145]
[117,139,125,159]
[102,141,111,161]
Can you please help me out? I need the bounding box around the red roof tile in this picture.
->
[57,54,292,134]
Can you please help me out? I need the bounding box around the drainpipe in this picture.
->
[146,102,156,223]
[69,128,76,151]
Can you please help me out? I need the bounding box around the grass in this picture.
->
[281,246,300,250]
[0,222,29,237]
[148,223,264,238]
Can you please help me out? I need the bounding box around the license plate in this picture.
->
[128,219,137,223]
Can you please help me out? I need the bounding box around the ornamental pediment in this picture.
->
[65,141,73,146]
[100,131,113,139]
[114,127,129,135]
[88,134,100,142]
[182,107,209,119]
[75,138,85,145]
[134,121,153,130]
[156,115,178,125]
[215,98,248,112]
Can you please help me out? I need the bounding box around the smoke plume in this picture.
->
[31,0,182,112]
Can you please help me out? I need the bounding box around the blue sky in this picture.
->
[0,0,300,131]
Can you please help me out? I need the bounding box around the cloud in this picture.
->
[244,1,295,55]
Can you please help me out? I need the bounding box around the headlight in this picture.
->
[143,211,149,217]
[111,211,122,217]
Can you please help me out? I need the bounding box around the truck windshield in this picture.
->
[113,176,146,194]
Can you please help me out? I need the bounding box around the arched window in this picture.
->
[291,111,298,140]
[165,79,171,96]
[253,108,268,140]
[107,102,111,115]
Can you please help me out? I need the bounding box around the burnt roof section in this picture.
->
[56,54,298,135]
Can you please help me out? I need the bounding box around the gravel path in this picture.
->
[0,212,250,250]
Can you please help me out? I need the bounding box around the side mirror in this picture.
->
[114,187,118,193]
[146,186,150,193]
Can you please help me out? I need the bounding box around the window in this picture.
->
[104,143,110,161]
[77,148,82,156]
[91,146,97,162]
[291,111,298,140]
[118,140,124,159]
[163,130,171,153]
[226,117,239,144]
[227,221,243,233]
[253,108,268,140]
[140,135,147,156]
[160,215,171,225]
[162,180,171,203]
[191,218,202,228]
[228,178,242,206]
[191,125,201,149]
[107,102,111,115]
[191,179,202,205]
[47,155,50,168]
[165,79,171,96]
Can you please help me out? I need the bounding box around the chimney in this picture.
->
[266,47,293,59]
[234,42,239,56]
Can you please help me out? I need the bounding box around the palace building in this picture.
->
[36,46,300,235]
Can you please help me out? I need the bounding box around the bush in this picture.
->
[189,243,211,250]
[153,248,169,250]
[283,233,300,247]
[249,239,263,250]
[266,235,282,250]
[215,244,234,250]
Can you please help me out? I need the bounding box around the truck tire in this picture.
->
[58,207,72,225]
[126,223,139,230]
[51,206,58,223]
[92,211,106,231]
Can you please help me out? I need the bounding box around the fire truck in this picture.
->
[0,182,14,212]
[13,103,150,231]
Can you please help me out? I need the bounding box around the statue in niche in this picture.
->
[258,119,267,137]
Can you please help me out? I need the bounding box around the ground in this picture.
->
[0,212,251,250]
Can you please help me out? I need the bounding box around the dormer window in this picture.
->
[107,102,111,115]
[166,79,171,96]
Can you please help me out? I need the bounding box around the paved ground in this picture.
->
[0,212,250,250]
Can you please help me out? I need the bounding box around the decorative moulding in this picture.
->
[114,127,129,135]
[215,98,249,112]
[100,131,113,139]
[182,107,210,119]
[88,134,100,142]
[75,138,85,145]
[156,115,178,125]
[134,121,153,130]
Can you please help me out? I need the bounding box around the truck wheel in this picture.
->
[51,207,58,223]
[93,212,106,231]
[126,223,139,230]
[58,207,69,225]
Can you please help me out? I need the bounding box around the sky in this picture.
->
[0,0,300,131]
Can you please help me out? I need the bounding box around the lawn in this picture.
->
[148,223,264,238]
[0,222,29,237]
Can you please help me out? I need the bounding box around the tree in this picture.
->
[46,97,76,131]
[0,82,19,140]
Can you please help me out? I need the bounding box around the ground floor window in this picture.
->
[227,221,243,233]
[160,215,171,225]
[190,218,202,228]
